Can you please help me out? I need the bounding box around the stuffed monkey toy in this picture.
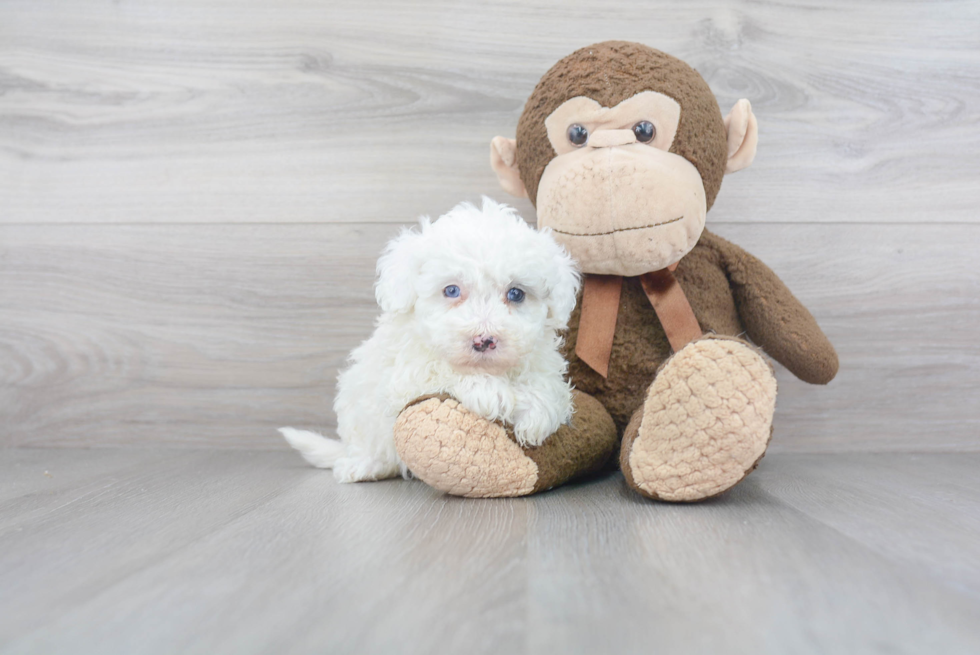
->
[392,41,838,501]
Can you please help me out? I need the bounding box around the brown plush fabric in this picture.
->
[516,41,728,211]
[720,234,840,384]
[562,229,839,434]
[526,390,619,492]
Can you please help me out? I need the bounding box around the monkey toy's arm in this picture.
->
[714,233,839,385]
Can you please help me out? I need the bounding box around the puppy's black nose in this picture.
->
[472,336,498,352]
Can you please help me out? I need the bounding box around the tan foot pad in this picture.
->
[393,396,538,498]
[621,336,777,502]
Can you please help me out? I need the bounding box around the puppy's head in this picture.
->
[376,197,580,374]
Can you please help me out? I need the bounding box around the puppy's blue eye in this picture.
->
[507,288,525,303]
[443,285,460,298]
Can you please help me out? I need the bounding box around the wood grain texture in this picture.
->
[1,449,979,654]
[1,0,979,224]
[1,0,978,452]
[2,221,978,450]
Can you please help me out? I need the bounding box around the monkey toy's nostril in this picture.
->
[472,335,498,352]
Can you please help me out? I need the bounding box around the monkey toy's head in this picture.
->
[491,41,758,277]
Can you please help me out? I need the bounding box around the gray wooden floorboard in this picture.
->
[2,222,979,451]
[1,449,978,655]
[1,0,978,225]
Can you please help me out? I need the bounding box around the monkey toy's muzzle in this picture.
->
[535,140,707,277]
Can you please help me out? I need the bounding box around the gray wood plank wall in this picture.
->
[2,0,979,450]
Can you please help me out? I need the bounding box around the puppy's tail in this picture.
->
[278,427,344,469]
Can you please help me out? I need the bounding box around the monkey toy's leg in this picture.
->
[620,335,777,502]
[392,390,619,498]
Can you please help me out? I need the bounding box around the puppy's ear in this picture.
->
[375,224,425,314]
[541,234,581,329]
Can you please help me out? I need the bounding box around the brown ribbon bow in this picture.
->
[575,265,702,378]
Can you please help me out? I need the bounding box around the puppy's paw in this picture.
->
[511,404,562,447]
[508,378,574,448]
[332,456,401,483]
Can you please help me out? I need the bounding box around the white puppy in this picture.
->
[279,198,580,483]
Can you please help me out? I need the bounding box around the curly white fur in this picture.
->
[280,198,581,483]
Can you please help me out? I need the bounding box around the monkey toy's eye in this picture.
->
[567,124,589,146]
[506,288,525,303]
[443,285,460,298]
[632,121,656,143]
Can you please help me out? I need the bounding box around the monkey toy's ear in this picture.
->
[490,136,529,198]
[723,99,759,174]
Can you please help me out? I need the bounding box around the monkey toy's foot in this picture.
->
[393,391,618,498]
[620,335,777,502]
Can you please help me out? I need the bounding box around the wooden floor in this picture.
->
[1,449,978,654]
